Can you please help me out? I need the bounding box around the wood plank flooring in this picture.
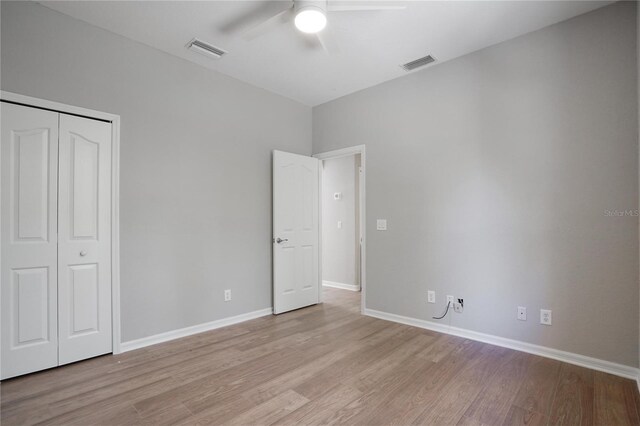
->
[1,287,639,425]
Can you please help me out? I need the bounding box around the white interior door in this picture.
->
[273,151,319,314]
[57,114,112,365]
[1,103,60,379]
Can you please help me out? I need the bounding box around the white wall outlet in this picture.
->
[427,291,435,304]
[453,302,463,313]
[517,306,527,321]
[224,289,232,302]
[446,295,454,305]
[376,219,387,231]
[540,309,552,325]
[337,220,342,229]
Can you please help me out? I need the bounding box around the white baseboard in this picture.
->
[323,280,360,292]
[364,308,640,383]
[120,308,273,353]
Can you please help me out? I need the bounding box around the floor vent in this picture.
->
[401,55,436,71]
[187,38,227,59]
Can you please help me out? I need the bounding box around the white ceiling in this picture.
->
[40,1,612,106]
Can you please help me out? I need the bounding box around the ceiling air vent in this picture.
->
[401,55,436,72]
[187,38,227,59]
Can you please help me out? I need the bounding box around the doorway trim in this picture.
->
[313,145,366,314]
[0,90,122,354]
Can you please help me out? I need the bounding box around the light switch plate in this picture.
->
[337,221,342,229]
[377,219,387,231]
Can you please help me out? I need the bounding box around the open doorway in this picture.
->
[314,146,366,314]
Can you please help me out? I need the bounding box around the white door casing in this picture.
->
[273,151,319,314]
[1,103,60,379]
[57,114,112,365]
[313,145,366,313]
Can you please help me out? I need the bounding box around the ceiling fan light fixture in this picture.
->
[294,6,327,33]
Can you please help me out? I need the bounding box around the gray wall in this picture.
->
[322,156,359,287]
[313,1,639,366]
[1,1,312,342]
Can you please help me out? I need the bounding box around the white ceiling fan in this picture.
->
[242,0,406,54]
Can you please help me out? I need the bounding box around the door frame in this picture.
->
[0,91,122,355]
[313,145,366,315]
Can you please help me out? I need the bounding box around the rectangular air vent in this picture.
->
[401,55,436,71]
[187,38,227,59]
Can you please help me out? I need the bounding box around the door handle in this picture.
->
[80,250,87,257]
[275,238,288,244]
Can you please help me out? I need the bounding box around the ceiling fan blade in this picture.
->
[242,7,293,41]
[316,31,340,55]
[327,4,406,12]
[220,1,292,34]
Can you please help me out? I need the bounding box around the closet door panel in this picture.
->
[58,114,112,365]
[1,102,59,379]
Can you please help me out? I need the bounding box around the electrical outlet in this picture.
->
[427,291,435,304]
[224,289,232,302]
[540,309,552,325]
[453,300,464,313]
[517,306,527,321]
[446,295,454,305]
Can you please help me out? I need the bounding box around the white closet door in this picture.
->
[1,103,59,379]
[58,114,112,365]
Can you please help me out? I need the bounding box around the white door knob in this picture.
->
[80,250,87,256]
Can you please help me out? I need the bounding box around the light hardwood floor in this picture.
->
[1,287,639,425]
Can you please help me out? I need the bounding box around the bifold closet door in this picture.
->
[57,114,112,365]
[1,103,60,380]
